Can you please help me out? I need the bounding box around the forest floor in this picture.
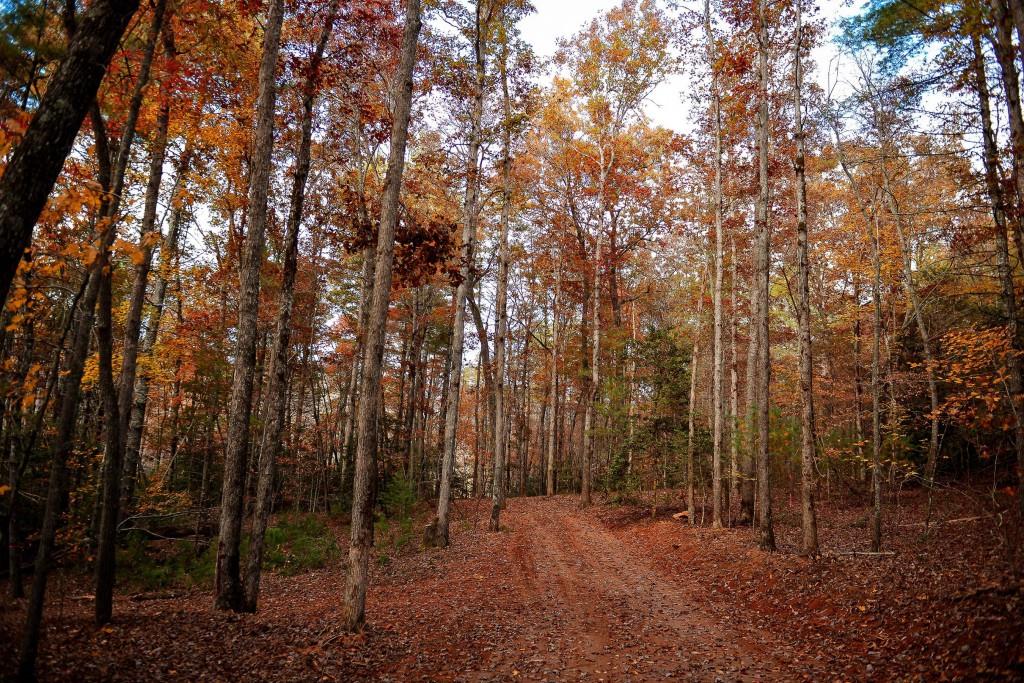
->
[1,490,1022,681]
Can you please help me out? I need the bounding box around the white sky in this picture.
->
[518,0,863,133]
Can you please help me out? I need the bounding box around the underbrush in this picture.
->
[118,513,339,591]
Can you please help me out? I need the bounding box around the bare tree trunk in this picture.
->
[740,262,757,525]
[490,23,512,531]
[582,232,601,507]
[215,0,284,612]
[93,236,122,625]
[704,0,725,529]
[243,0,339,612]
[988,0,1024,260]
[729,237,740,516]
[793,0,817,555]
[868,206,884,552]
[973,34,1024,507]
[754,0,775,551]
[686,270,705,525]
[121,143,191,506]
[430,0,488,547]
[343,0,421,631]
[546,265,560,496]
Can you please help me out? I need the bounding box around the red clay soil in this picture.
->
[1,492,1021,681]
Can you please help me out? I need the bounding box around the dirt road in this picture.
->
[483,497,787,681]
[4,493,1014,681]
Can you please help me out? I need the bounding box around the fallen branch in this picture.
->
[829,551,896,557]
[897,514,993,528]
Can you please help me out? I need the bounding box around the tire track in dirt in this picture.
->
[482,496,793,681]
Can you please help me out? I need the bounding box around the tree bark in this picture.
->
[344,0,421,630]
[546,264,560,496]
[490,21,512,531]
[581,232,601,507]
[704,0,725,529]
[754,0,775,551]
[0,0,140,308]
[430,0,488,547]
[973,33,1024,507]
[243,0,339,612]
[793,0,818,555]
[215,0,285,612]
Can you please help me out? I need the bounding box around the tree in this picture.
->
[215,0,285,613]
[344,0,422,631]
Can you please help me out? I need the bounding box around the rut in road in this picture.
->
[473,496,790,681]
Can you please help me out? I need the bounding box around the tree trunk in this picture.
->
[0,0,140,308]
[490,23,512,531]
[93,235,122,625]
[430,0,488,547]
[754,0,775,551]
[546,265,560,496]
[243,0,338,612]
[582,232,601,507]
[704,0,725,529]
[869,207,884,552]
[215,0,284,612]
[121,141,192,507]
[988,0,1024,261]
[344,0,421,631]
[793,0,817,555]
[686,314,700,526]
[973,34,1024,507]
[729,236,740,516]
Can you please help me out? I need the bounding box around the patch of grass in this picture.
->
[118,535,215,591]
[262,513,340,576]
[117,513,339,590]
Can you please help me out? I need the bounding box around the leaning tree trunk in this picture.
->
[793,0,818,555]
[0,0,140,308]
[121,140,193,508]
[19,0,162,662]
[215,0,284,613]
[344,0,421,631]
[243,0,339,613]
[116,9,172,468]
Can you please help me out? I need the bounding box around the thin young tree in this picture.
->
[429,0,490,548]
